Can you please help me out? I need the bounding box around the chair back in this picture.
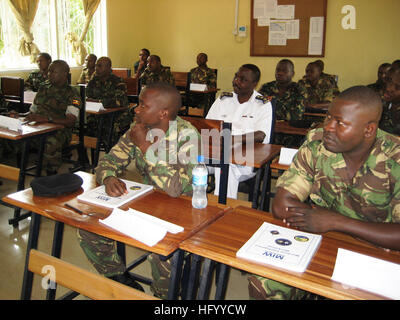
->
[28,249,158,300]
[1,76,24,112]
[172,71,189,92]
[269,98,277,144]
[112,68,131,79]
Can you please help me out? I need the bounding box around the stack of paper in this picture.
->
[278,147,298,166]
[100,208,184,247]
[85,101,105,112]
[0,115,23,131]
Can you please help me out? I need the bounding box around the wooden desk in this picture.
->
[2,171,228,300]
[0,122,63,227]
[179,206,400,300]
[274,120,310,136]
[85,106,128,169]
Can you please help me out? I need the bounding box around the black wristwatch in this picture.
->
[48,115,53,123]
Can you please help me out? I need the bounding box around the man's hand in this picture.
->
[129,122,154,154]
[285,206,344,233]
[103,176,128,197]
[25,113,48,123]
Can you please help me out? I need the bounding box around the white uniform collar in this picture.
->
[232,90,259,104]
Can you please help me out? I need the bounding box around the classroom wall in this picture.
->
[107,0,400,93]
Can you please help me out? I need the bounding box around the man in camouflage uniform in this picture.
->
[313,60,340,97]
[77,53,97,85]
[139,55,175,88]
[24,52,52,92]
[86,56,130,142]
[367,62,391,98]
[187,53,217,114]
[298,61,336,112]
[133,48,150,79]
[249,86,400,299]
[259,59,307,147]
[77,83,200,298]
[380,66,400,136]
[15,60,81,175]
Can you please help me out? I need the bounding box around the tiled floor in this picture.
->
[0,152,265,300]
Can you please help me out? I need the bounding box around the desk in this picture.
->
[0,122,63,227]
[274,120,310,136]
[86,106,128,169]
[185,88,219,117]
[2,171,227,300]
[179,206,400,300]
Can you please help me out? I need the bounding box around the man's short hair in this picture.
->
[52,60,70,74]
[144,82,182,117]
[241,64,261,83]
[278,59,295,72]
[39,52,52,62]
[141,48,150,56]
[150,55,161,63]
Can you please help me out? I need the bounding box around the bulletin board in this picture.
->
[250,0,327,57]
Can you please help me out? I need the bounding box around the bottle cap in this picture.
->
[197,155,205,163]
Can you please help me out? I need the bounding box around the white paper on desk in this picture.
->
[85,101,105,112]
[190,83,207,91]
[331,248,400,299]
[0,115,22,131]
[278,147,298,165]
[100,208,184,247]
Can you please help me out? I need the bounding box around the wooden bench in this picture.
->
[0,163,20,182]
[28,249,158,300]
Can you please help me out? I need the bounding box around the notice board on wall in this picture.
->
[251,0,327,57]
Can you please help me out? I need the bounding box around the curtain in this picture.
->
[6,0,40,63]
[67,0,101,66]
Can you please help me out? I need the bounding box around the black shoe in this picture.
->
[108,272,145,292]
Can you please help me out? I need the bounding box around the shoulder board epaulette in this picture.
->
[220,92,233,99]
[255,95,271,104]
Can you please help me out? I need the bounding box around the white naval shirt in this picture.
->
[205,90,273,144]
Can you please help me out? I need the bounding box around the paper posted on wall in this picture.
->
[236,221,322,272]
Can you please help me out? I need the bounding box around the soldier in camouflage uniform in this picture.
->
[313,60,340,97]
[77,54,97,85]
[298,62,336,112]
[24,52,52,92]
[259,59,307,147]
[77,83,200,298]
[249,86,400,299]
[85,56,130,142]
[187,53,217,114]
[139,55,175,88]
[13,60,81,175]
[367,62,391,98]
[379,66,400,136]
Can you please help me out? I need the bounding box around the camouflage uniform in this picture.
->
[249,128,400,299]
[258,81,307,147]
[77,67,95,85]
[297,77,336,106]
[139,66,175,87]
[86,72,131,142]
[78,116,200,298]
[320,72,340,97]
[379,101,400,136]
[25,71,49,92]
[187,66,217,112]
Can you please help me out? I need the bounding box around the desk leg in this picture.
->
[20,213,41,300]
[259,162,272,211]
[214,263,230,300]
[46,221,64,300]
[251,167,263,209]
[167,250,184,300]
[182,254,202,300]
[197,258,215,300]
[92,116,105,171]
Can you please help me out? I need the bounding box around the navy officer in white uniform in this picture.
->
[206,64,273,199]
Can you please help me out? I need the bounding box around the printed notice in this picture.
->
[308,17,324,55]
[269,20,287,46]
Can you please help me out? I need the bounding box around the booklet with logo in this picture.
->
[77,179,153,208]
[236,222,322,273]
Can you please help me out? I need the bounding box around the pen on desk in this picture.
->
[64,203,84,214]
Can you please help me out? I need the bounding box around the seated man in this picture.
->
[298,61,335,112]
[367,62,391,98]
[24,52,52,92]
[379,66,400,136]
[206,64,273,199]
[313,60,340,97]
[77,53,97,85]
[133,48,150,79]
[139,55,175,88]
[86,56,130,140]
[77,83,200,298]
[249,86,400,300]
[17,60,81,175]
[187,52,217,113]
[259,59,306,147]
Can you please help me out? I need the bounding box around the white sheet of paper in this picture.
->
[286,19,300,39]
[253,0,277,19]
[190,83,207,91]
[331,248,400,300]
[0,115,22,131]
[257,17,271,27]
[278,147,298,165]
[277,5,295,19]
[85,101,105,112]
[308,17,324,55]
[24,90,37,104]
[269,20,287,46]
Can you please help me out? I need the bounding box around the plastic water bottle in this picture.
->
[192,155,208,209]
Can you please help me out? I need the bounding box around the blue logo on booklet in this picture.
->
[275,238,292,246]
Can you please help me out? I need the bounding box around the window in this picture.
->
[0,0,107,70]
